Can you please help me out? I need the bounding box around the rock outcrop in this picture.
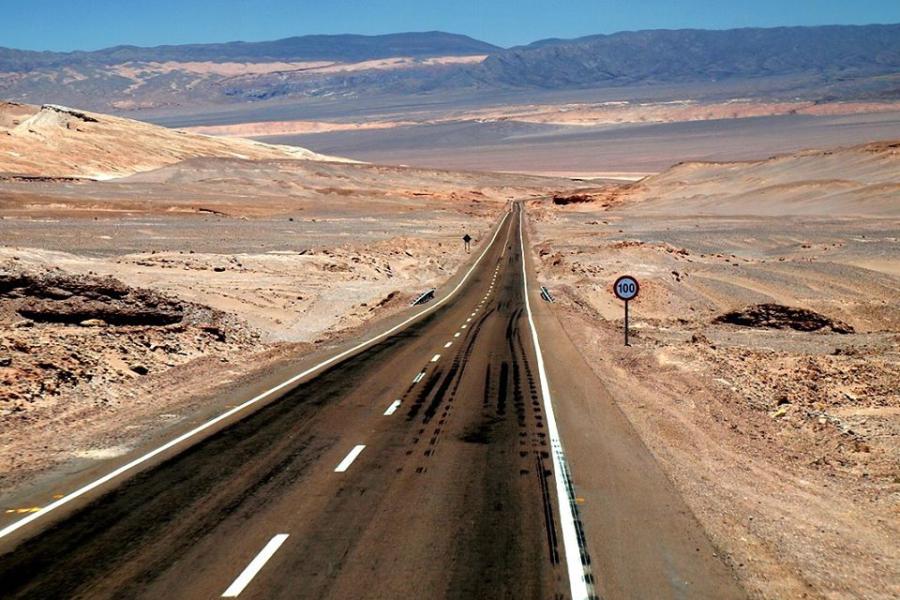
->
[715,303,855,334]
[1,271,184,326]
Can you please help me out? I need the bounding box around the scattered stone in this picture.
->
[771,405,789,419]
[199,324,226,342]
[129,364,149,375]
[79,318,107,327]
[13,319,34,328]
[690,333,711,345]
[213,266,226,272]
[0,357,11,367]
[43,287,74,299]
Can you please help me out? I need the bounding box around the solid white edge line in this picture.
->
[334,444,366,472]
[0,211,511,541]
[222,533,289,597]
[384,400,401,416]
[518,207,592,600]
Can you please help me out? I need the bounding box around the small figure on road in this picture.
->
[462,233,472,253]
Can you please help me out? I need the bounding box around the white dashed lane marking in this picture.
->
[454,332,461,338]
[384,400,401,416]
[444,342,452,348]
[334,445,366,472]
[413,371,425,383]
[431,354,441,363]
[222,534,289,597]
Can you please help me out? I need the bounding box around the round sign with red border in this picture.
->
[613,275,640,301]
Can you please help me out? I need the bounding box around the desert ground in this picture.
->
[529,141,899,598]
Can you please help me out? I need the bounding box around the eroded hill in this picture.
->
[0,102,345,179]
[616,140,900,216]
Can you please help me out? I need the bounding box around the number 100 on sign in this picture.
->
[614,276,639,301]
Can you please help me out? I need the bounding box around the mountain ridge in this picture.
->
[0,32,500,71]
[476,24,900,88]
[2,25,898,112]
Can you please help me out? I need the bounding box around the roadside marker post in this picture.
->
[613,275,640,346]
[462,233,472,253]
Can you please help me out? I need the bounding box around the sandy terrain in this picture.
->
[464,100,900,127]
[111,55,487,81]
[103,54,488,111]
[187,100,900,137]
[188,100,900,138]
[111,54,488,111]
[619,140,900,217]
[0,102,344,179]
[187,119,418,137]
[529,142,899,598]
[258,110,900,177]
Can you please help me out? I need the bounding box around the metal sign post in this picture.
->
[613,275,640,346]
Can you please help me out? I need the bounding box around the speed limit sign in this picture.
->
[613,275,640,301]
[613,275,639,346]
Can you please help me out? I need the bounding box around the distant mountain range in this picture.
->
[0,32,499,70]
[1,25,898,112]
[477,25,900,87]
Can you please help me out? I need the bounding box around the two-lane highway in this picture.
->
[0,204,593,599]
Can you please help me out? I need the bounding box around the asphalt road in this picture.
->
[0,203,746,599]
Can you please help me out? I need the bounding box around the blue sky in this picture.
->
[4,0,900,51]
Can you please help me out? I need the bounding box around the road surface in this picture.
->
[0,203,745,599]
